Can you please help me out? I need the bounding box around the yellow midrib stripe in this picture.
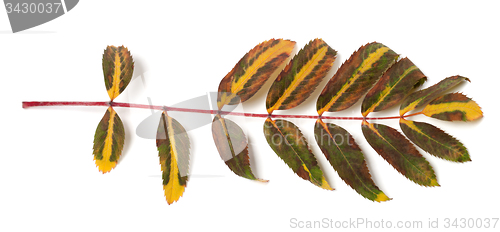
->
[364,66,418,116]
[423,101,482,120]
[319,120,377,197]
[231,41,289,93]
[108,52,122,100]
[366,122,434,184]
[268,46,328,113]
[96,107,116,173]
[318,47,390,115]
[164,116,184,204]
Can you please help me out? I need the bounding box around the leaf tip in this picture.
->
[318,178,334,191]
[429,178,440,187]
[164,184,185,205]
[374,192,391,202]
[94,159,117,174]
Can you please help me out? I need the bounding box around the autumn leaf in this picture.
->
[314,120,389,202]
[102,45,134,101]
[156,112,190,204]
[362,121,438,186]
[400,119,470,162]
[212,114,266,182]
[317,42,398,115]
[266,39,337,114]
[399,75,470,116]
[217,39,296,109]
[92,106,125,173]
[422,92,483,121]
[263,118,332,190]
[361,57,426,116]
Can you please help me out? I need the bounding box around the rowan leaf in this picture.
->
[156,112,190,204]
[92,106,125,173]
[266,39,337,114]
[263,118,332,190]
[314,120,389,202]
[102,45,134,101]
[399,75,470,116]
[361,57,426,116]
[317,42,398,115]
[400,119,470,162]
[422,92,483,121]
[212,114,266,182]
[361,121,439,186]
[217,39,296,109]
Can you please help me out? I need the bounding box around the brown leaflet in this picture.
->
[217,39,296,109]
[266,39,337,114]
[361,57,427,116]
[361,121,439,187]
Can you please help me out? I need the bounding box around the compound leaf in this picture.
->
[156,112,190,204]
[361,121,438,187]
[314,120,389,202]
[317,42,398,115]
[217,39,296,109]
[266,39,337,114]
[263,118,332,190]
[102,46,134,101]
[212,114,266,181]
[92,106,125,173]
[399,75,470,116]
[361,57,426,116]
[422,92,483,121]
[400,119,470,162]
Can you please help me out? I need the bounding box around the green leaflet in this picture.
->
[422,92,483,121]
[361,121,439,187]
[266,39,337,114]
[102,46,134,101]
[314,120,389,202]
[263,118,332,190]
[400,119,470,162]
[317,42,398,115]
[156,112,190,204]
[212,114,266,181]
[399,75,470,116]
[361,57,427,116]
[92,106,125,173]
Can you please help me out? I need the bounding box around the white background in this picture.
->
[1,0,498,231]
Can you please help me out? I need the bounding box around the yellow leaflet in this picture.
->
[95,107,117,173]
[164,115,185,205]
[107,52,122,100]
[267,46,329,113]
[318,47,390,115]
[363,65,419,116]
[231,41,294,93]
[423,101,483,121]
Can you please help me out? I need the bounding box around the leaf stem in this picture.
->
[22,101,422,120]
